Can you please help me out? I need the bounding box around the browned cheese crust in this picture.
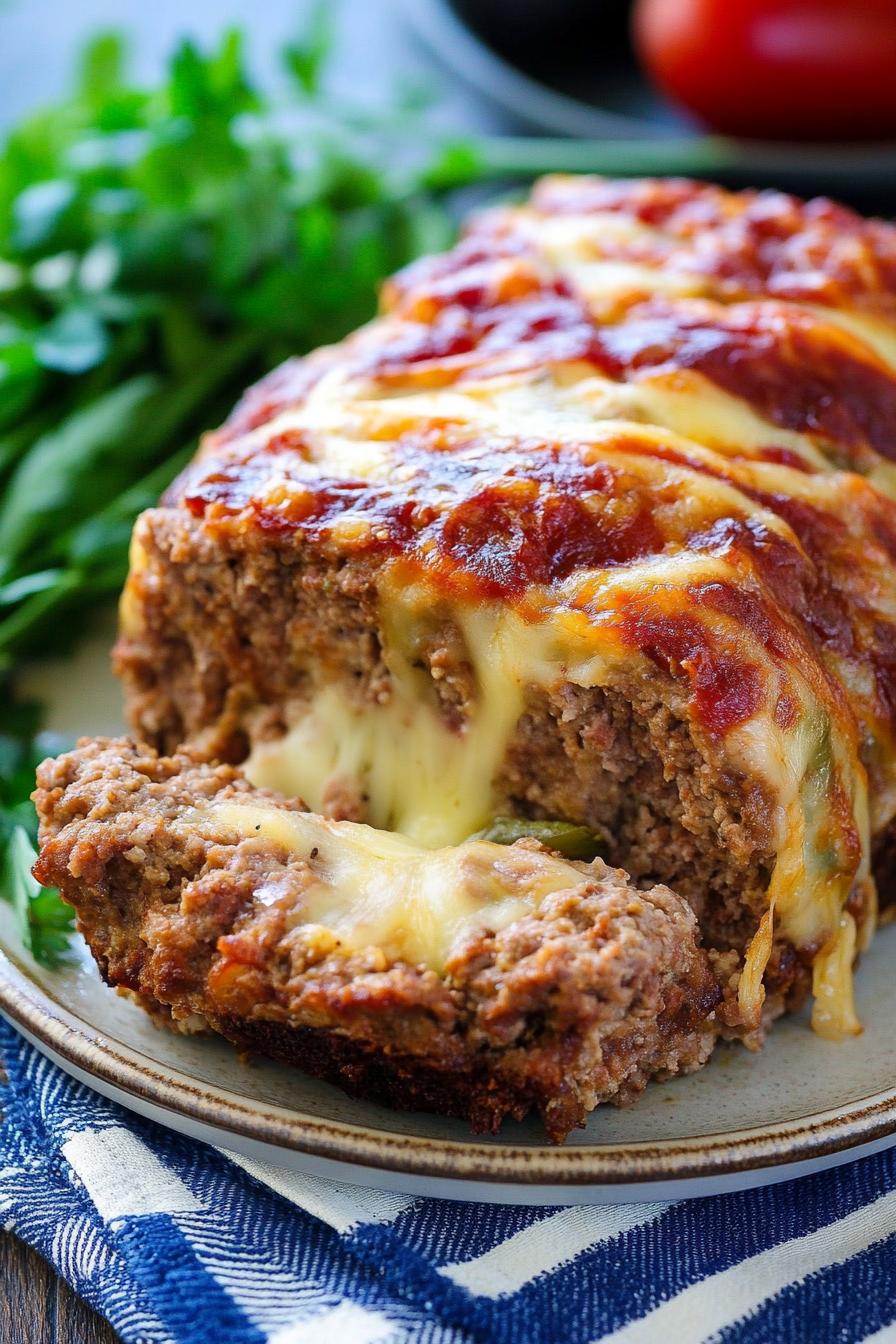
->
[33,738,721,1142]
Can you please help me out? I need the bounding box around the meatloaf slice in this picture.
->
[33,737,720,1143]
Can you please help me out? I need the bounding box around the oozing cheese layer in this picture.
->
[223,422,876,1039]
[202,802,586,970]
[246,605,530,849]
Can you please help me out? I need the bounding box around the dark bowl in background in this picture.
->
[400,0,896,213]
[449,0,689,129]
[450,0,633,61]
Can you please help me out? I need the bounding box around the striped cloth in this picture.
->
[2,1019,896,1344]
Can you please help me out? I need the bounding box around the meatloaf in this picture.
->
[33,737,720,1142]
[34,175,896,1134]
[107,174,896,1057]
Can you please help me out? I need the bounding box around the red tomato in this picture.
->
[632,0,896,140]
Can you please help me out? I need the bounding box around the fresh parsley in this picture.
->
[0,714,75,966]
[0,22,465,668]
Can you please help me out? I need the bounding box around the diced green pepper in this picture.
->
[469,816,608,862]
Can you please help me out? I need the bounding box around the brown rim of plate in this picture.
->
[3,948,896,1188]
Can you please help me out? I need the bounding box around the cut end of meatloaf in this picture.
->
[33,736,722,1143]
[114,504,777,954]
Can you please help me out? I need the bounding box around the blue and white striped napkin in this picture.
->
[2,1016,896,1344]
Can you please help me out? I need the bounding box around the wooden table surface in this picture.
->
[0,1228,122,1343]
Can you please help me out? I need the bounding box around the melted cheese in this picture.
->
[617,370,831,470]
[556,259,707,314]
[227,412,869,1034]
[118,530,150,639]
[806,305,896,375]
[293,363,828,477]
[205,801,584,970]
[245,592,598,848]
[739,905,775,1027]
[812,912,862,1040]
[245,675,518,849]
[246,605,533,848]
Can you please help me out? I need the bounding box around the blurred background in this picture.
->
[4,0,896,203]
[0,0,507,139]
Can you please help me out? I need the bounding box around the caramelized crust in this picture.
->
[526,177,896,319]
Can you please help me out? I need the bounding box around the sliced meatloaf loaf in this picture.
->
[33,738,721,1143]
[110,176,896,1049]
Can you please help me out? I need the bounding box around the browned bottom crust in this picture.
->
[215,1014,566,1135]
[210,970,719,1141]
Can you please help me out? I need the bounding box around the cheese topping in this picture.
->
[812,913,862,1040]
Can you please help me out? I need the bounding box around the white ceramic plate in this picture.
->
[6,634,896,1205]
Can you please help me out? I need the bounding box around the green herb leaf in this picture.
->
[282,2,331,96]
[34,305,109,373]
[13,179,77,250]
[0,568,64,606]
[0,717,76,967]
[0,824,74,966]
[0,17,476,659]
[2,824,36,946]
[0,374,159,567]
